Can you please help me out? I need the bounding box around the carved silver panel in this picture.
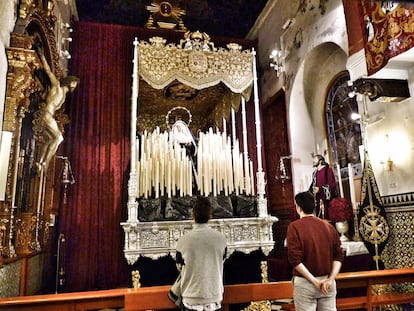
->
[122,216,278,264]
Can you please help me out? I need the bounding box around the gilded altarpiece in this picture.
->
[1,2,66,268]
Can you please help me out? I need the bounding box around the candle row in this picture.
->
[135,127,255,198]
[197,128,254,196]
[136,128,193,198]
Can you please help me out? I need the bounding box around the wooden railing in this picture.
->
[334,268,414,310]
[0,288,127,311]
[0,268,413,311]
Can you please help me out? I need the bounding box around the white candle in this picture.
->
[167,159,171,197]
[348,163,356,209]
[155,162,159,198]
[336,164,344,198]
[250,161,255,195]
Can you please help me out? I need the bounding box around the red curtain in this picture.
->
[59,22,138,291]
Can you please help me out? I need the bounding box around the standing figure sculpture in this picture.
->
[33,47,79,172]
[309,154,337,219]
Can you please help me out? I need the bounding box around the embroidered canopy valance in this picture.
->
[137,33,253,94]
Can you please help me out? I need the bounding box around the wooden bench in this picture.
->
[123,281,294,311]
[0,268,413,311]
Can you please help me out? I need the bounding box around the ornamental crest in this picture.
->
[359,204,390,244]
[188,51,208,73]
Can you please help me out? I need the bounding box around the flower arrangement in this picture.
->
[329,198,353,222]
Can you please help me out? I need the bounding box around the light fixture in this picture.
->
[60,22,73,32]
[57,156,75,185]
[350,112,361,121]
[61,37,72,43]
[275,155,292,183]
[57,156,75,205]
[282,18,295,30]
[380,134,393,171]
[269,48,285,77]
[60,50,71,59]
[348,78,410,102]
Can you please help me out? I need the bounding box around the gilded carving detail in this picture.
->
[15,213,35,255]
[4,48,41,131]
[0,216,8,257]
[18,0,35,20]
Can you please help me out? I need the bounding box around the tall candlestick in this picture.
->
[336,164,344,198]
[241,96,249,192]
[250,160,255,195]
[348,163,356,209]
[231,108,236,147]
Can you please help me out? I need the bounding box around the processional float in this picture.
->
[121,31,277,263]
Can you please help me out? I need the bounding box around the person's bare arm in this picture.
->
[320,260,342,295]
[294,263,321,289]
[36,47,59,86]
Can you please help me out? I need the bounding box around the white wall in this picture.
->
[364,96,414,195]
[280,0,349,195]
[288,64,315,193]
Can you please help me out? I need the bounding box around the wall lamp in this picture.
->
[381,134,394,172]
[347,78,410,102]
[61,22,73,32]
[61,37,72,43]
[60,50,71,59]
[269,48,285,77]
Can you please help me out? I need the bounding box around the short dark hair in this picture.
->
[193,196,212,223]
[294,191,315,215]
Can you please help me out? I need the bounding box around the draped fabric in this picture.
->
[361,1,414,75]
[358,151,390,270]
[59,22,137,291]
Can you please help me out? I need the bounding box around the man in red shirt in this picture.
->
[287,191,344,311]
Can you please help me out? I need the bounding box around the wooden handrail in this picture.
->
[282,268,414,311]
[0,288,128,311]
[0,268,413,311]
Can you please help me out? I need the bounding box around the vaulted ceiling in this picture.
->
[75,0,268,39]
